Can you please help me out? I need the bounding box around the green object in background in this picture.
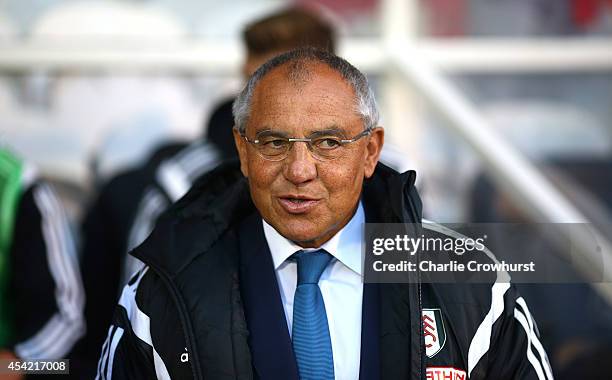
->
[0,149,23,347]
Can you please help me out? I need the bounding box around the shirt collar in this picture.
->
[262,202,364,276]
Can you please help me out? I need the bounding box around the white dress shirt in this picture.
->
[262,203,364,380]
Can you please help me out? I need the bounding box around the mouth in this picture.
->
[277,195,320,214]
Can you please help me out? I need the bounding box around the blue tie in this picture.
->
[292,249,335,380]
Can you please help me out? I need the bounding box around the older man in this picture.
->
[98,49,551,380]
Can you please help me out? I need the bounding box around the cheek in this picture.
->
[247,160,281,200]
[322,160,365,208]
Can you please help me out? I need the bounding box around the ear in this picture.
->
[363,127,384,178]
[233,127,249,178]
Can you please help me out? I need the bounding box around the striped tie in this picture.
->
[291,249,335,380]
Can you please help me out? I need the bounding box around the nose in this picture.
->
[283,141,317,185]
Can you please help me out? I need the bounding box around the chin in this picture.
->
[276,221,324,246]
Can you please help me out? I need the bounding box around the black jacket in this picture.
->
[96,162,552,380]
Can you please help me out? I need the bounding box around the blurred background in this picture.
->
[0,0,611,378]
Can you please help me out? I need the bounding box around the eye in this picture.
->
[315,137,342,150]
[261,138,289,149]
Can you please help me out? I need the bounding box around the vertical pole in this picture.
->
[379,0,424,173]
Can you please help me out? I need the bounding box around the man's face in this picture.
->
[234,62,384,247]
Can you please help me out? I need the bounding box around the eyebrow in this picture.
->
[255,129,290,138]
[308,128,347,138]
[254,126,348,138]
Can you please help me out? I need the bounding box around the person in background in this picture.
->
[0,148,85,379]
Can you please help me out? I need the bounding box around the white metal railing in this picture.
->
[1,38,612,73]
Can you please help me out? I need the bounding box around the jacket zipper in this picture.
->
[416,269,424,379]
[403,181,425,380]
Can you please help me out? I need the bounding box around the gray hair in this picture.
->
[232,48,380,134]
